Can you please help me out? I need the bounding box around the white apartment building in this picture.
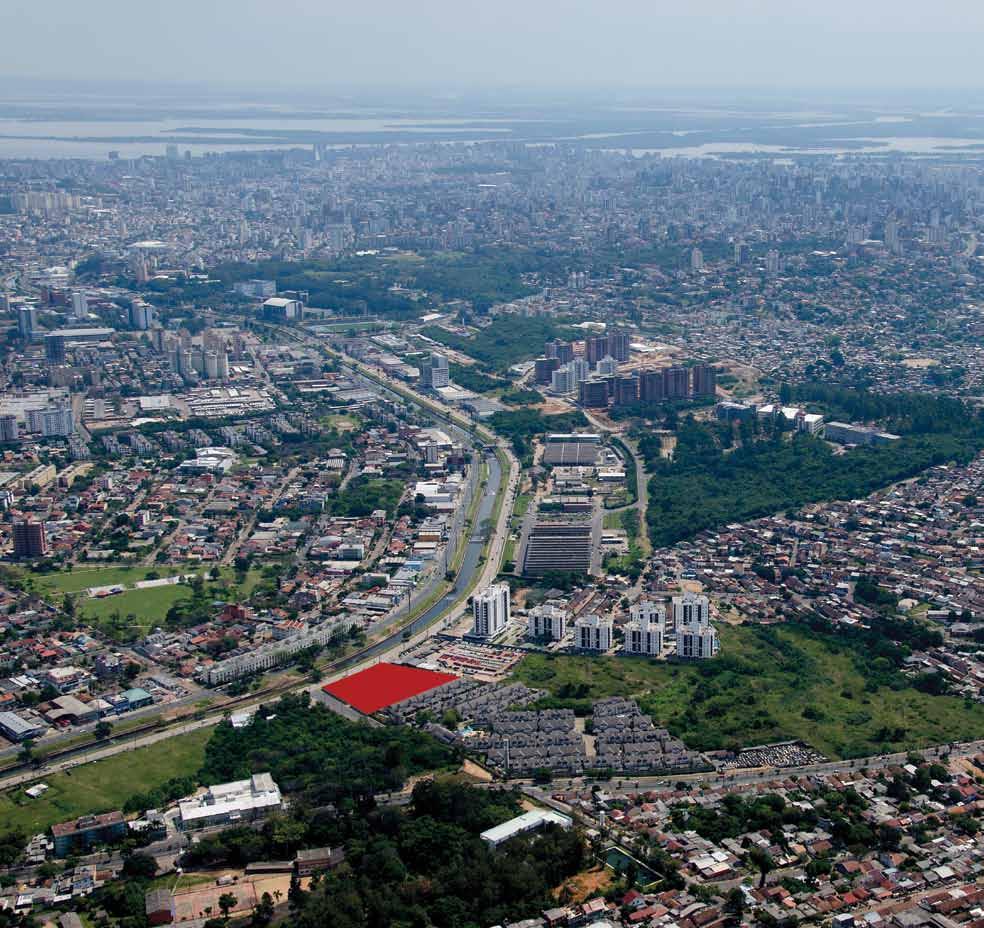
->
[672,592,709,629]
[677,626,720,660]
[527,602,568,641]
[574,614,613,651]
[623,601,665,656]
[472,583,511,638]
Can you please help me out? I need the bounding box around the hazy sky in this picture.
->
[3,0,984,93]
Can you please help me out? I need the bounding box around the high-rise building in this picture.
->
[419,352,450,389]
[623,601,665,656]
[549,341,575,364]
[664,366,690,399]
[585,335,609,365]
[71,291,88,319]
[734,241,747,266]
[534,356,561,385]
[691,248,704,271]
[17,306,37,340]
[0,415,18,443]
[551,365,575,395]
[579,378,609,408]
[569,357,590,384]
[27,404,74,437]
[677,626,719,659]
[692,364,717,398]
[574,614,613,651]
[595,355,618,377]
[608,331,630,362]
[129,300,155,330]
[472,583,510,638]
[527,602,568,640]
[765,249,781,275]
[13,520,48,558]
[45,334,66,363]
[613,375,639,407]
[639,370,665,404]
[672,592,710,629]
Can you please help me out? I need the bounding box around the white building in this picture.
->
[672,592,709,630]
[420,352,450,389]
[596,355,618,376]
[480,809,572,848]
[27,404,74,437]
[623,601,665,656]
[677,626,720,660]
[472,583,510,638]
[574,614,613,651]
[178,773,282,830]
[527,602,568,640]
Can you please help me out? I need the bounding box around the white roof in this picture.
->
[480,809,572,845]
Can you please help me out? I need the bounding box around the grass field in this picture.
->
[0,728,211,834]
[513,623,984,760]
[27,564,264,641]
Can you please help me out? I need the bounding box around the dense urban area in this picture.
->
[0,116,984,928]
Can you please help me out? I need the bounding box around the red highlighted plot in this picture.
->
[323,662,457,714]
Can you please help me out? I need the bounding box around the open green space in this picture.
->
[36,566,265,641]
[29,564,188,596]
[513,623,984,759]
[0,728,211,834]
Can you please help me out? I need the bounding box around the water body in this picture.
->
[2,93,984,159]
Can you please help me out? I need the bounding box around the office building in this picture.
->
[472,583,511,638]
[234,279,277,299]
[178,773,282,831]
[692,364,717,397]
[45,333,66,362]
[824,421,900,446]
[420,352,450,389]
[13,519,49,558]
[574,614,614,651]
[527,602,568,640]
[262,296,303,321]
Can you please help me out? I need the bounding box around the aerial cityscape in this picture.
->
[1,3,984,928]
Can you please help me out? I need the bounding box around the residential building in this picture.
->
[51,812,127,857]
[13,519,48,557]
[574,614,614,651]
[527,602,568,640]
[472,583,511,638]
[623,601,665,656]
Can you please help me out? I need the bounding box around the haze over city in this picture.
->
[1,5,984,928]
